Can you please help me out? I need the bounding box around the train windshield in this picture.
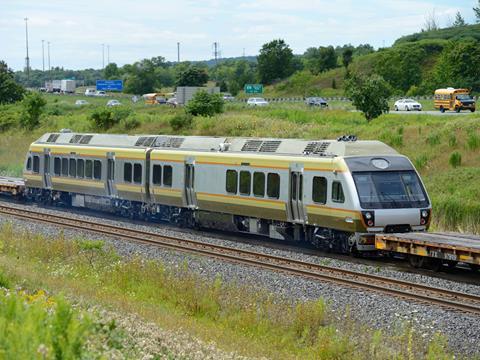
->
[352,171,429,209]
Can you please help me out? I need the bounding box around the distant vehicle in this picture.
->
[434,88,476,113]
[394,99,422,111]
[305,97,328,108]
[84,89,96,97]
[247,97,269,107]
[166,97,178,107]
[143,93,168,105]
[39,87,47,92]
[222,93,235,101]
[95,91,107,97]
[61,80,76,93]
[75,100,89,106]
[106,100,121,107]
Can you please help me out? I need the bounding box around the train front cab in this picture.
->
[344,156,431,250]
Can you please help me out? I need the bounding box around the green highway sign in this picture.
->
[244,84,263,94]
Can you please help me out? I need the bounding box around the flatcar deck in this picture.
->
[0,177,25,196]
[376,232,480,265]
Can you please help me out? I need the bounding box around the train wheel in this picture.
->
[426,258,442,272]
[408,255,424,268]
[444,260,458,269]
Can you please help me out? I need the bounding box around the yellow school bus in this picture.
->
[434,88,476,113]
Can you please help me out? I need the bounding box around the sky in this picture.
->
[0,0,477,71]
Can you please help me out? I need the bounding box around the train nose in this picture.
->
[366,209,426,232]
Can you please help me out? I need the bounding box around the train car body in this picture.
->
[23,132,431,252]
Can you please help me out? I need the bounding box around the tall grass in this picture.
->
[0,224,455,359]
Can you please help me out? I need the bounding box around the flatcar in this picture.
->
[23,131,431,253]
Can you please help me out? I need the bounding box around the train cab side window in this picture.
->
[152,165,162,185]
[69,159,76,177]
[53,157,60,175]
[32,156,40,173]
[133,164,142,184]
[61,158,69,176]
[267,173,280,199]
[77,159,84,178]
[26,157,32,171]
[85,160,93,179]
[253,172,265,197]
[312,177,327,204]
[93,160,102,180]
[163,165,172,187]
[226,170,238,194]
[239,171,251,195]
[332,181,345,203]
[124,163,132,183]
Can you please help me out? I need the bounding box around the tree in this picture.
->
[185,91,224,117]
[257,39,294,84]
[0,61,25,104]
[342,48,354,70]
[176,66,208,87]
[453,11,466,27]
[20,92,46,129]
[474,1,480,23]
[304,46,337,75]
[345,74,391,122]
[103,63,119,79]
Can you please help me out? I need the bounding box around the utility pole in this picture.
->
[213,42,220,66]
[243,48,245,58]
[102,43,105,69]
[42,40,45,72]
[177,42,180,62]
[24,17,30,85]
[107,44,110,64]
[47,41,51,81]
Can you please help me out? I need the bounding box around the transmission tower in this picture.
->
[212,42,221,66]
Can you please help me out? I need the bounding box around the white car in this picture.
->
[394,99,422,111]
[106,100,121,107]
[247,97,269,107]
[84,89,96,96]
[75,100,89,106]
[222,93,235,101]
[95,91,107,97]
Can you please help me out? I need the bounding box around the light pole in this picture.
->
[47,41,51,80]
[107,44,110,64]
[24,17,30,85]
[102,43,105,69]
[42,40,45,72]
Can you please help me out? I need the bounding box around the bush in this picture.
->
[170,113,193,131]
[449,151,462,168]
[90,109,115,130]
[185,91,224,117]
[19,92,46,130]
[120,116,140,131]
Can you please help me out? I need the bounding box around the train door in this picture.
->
[43,150,52,189]
[184,158,197,209]
[145,149,153,202]
[288,165,306,223]
[106,153,117,197]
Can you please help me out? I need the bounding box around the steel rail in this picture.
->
[1,203,480,315]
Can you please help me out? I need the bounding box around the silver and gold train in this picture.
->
[23,131,431,253]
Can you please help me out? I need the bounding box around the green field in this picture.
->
[1,93,479,233]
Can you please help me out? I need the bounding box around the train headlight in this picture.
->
[421,210,428,218]
[420,209,431,226]
[361,211,375,227]
[365,212,372,220]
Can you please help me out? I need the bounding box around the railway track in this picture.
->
[1,203,480,316]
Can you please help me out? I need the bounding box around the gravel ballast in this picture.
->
[1,200,480,356]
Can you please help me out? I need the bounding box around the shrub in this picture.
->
[185,91,224,117]
[111,107,132,123]
[170,113,193,131]
[414,154,428,170]
[449,151,462,168]
[120,116,140,131]
[90,109,114,130]
[467,132,480,150]
[20,92,46,130]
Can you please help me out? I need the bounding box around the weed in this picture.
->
[170,113,193,131]
[380,132,403,147]
[448,134,457,147]
[449,151,461,168]
[467,132,480,150]
[414,154,428,170]
[426,132,440,146]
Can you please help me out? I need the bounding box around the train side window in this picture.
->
[53,157,60,175]
[124,163,132,183]
[69,159,76,177]
[225,170,237,194]
[85,160,93,178]
[267,173,280,199]
[152,165,162,185]
[163,165,172,187]
[26,157,32,171]
[93,160,102,180]
[61,158,69,176]
[77,159,84,178]
[32,156,40,173]
[312,177,327,204]
[133,163,142,184]
[253,172,265,197]
[239,171,251,195]
[332,181,345,203]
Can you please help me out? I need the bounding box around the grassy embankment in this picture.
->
[0,94,479,232]
[0,224,455,359]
